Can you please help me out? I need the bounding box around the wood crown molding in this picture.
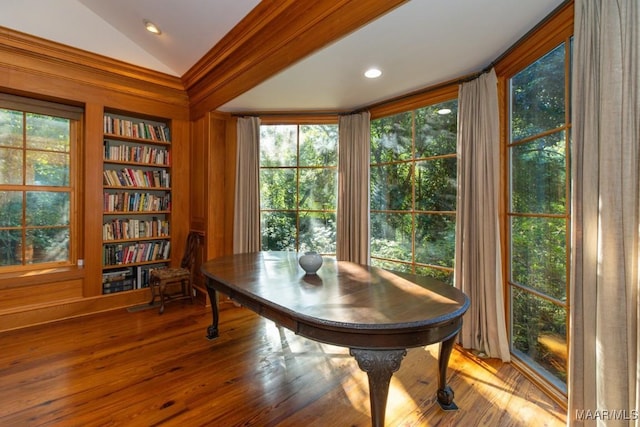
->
[184,0,408,119]
[493,1,574,78]
[0,26,189,108]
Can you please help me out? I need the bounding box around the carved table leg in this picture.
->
[206,281,219,340]
[436,334,458,410]
[350,348,407,427]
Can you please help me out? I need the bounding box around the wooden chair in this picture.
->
[148,231,201,314]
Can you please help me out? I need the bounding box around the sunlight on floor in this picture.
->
[259,320,565,426]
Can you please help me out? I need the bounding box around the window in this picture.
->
[259,124,338,254]
[370,100,457,283]
[0,94,80,269]
[507,41,570,393]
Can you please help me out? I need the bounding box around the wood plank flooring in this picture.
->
[0,301,567,426]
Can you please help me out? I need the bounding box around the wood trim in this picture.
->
[493,1,574,79]
[84,103,104,297]
[0,26,183,89]
[185,0,408,118]
[206,114,230,259]
[259,114,339,125]
[0,26,189,112]
[495,0,574,404]
[169,118,192,267]
[369,82,460,119]
[223,116,237,257]
[0,289,150,333]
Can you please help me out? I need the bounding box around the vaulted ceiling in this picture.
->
[0,0,566,113]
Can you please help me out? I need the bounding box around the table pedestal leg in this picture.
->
[350,348,407,427]
[205,282,219,340]
[436,334,458,410]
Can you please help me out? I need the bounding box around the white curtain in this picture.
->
[454,69,510,362]
[233,116,261,254]
[337,111,370,264]
[569,1,639,425]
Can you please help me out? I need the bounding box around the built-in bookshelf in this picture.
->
[102,112,172,294]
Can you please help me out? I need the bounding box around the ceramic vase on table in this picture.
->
[298,251,323,275]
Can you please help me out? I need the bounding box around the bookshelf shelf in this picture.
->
[104,210,171,215]
[103,133,171,146]
[103,186,171,190]
[103,259,172,270]
[103,236,170,244]
[103,159,171,168]
[102,111,172,294]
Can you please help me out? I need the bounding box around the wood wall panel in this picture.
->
[168,119,191,267]
[0,289,149,333]
[190,116,207,233]
[0,27,190,330]
[188,113,235,305]
[83,102,105,297]
[223,118,237,256]
[206,114,230,260]
[0,280,83,311]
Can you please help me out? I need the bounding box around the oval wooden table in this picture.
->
[201,251,469,427]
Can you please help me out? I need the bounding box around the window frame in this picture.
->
[258,119,339,255]
[495,2,573,405]
[369,98,458,282]
[0,93,82,272]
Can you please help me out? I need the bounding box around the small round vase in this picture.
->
[298,251,323,275]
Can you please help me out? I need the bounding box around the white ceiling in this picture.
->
[0,0,565,113]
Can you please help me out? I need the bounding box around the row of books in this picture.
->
[102,264,167,293]
[103,191,171,212]
[103,240,170,266]
[104,141,170,165]
[102,266,135,293]
[103,168,170,188]
[104,116,171,142]
[102,278,135,294]
[103,218,169,241]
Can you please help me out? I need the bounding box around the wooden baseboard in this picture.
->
[0,288,150,333]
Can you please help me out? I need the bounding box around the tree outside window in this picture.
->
[0,104,75,268]
[370,100,457,283]
[508,41,570,393]
[259,124,338,254]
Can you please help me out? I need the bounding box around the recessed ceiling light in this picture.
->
[437,108,452,115]
[364,68,382,79]
[144,19,162,35]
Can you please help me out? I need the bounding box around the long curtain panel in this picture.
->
[569,1,639,425]
[233,116,261,254]
[337,111,370,264]
[454,69,510,362]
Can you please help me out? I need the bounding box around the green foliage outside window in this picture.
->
[509,41,569,390]
[0,108,71,267]
[370,100,458,283]
[259,124,338,254]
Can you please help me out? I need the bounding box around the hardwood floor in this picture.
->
[0,301,566,426]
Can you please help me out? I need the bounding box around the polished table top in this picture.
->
[201,251,470,426]
[200,251,469,348]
